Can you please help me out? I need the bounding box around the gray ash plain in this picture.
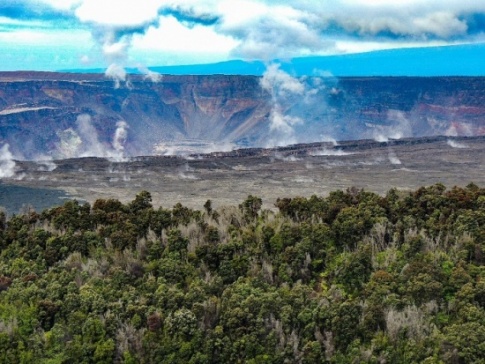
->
[2,135,484,214]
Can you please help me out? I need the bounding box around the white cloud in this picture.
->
[75,0,163,27]
[0,28,91,46]
[334,10,469,39]
[39,0,82,11]
[102,35,131,60]
[132,15,238,54]
[216,2,327,60]
[2,0,485,69]
[217,0,269,29]
[342,0,423,7]
[413,12,467,38]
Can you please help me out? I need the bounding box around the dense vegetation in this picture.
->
[0,183,484,363]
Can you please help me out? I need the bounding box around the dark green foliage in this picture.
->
[240,195,262,222]
[0,183,484,363]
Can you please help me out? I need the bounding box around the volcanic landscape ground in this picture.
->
[1,135,484,215]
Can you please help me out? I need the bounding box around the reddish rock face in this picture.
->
[0,72,484,159]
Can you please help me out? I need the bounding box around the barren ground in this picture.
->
[1,136,484,214]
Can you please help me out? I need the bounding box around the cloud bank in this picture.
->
[1,0,484,70]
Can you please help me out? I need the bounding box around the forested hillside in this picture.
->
[0,183,484,363]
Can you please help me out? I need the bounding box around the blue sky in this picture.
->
[1,0,485,72]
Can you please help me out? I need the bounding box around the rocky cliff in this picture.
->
[0,72,484,159]
[0,73,271,159]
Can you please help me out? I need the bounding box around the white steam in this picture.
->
[273,153,301,162]
[75,1,165,88]
[34,156,57,172]
[321,135,339,146]
[445,122,474,137]
[261,64,305,147]
[268,108,303,145]
[260,65,340,147]
[446,139,468,149]
[0,144,16,178]
[105,63,127,88]
[388,149,402,165]
[96,28,131,88]
[178,162,198,180]
[261,64,305,96]
[76,114,107,157]
[153,140,236,156]
[55,115,130,160]
[373,110,413,142]
[310,148,351,156]
[138,65,162,82]
[56,128,83,158]
[112,121,129,161]
[374,134,390,143]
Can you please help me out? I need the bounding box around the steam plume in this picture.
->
[178,162,198,180]
[75,0,166,87]
[310,148,350,156]
[261,64,305,96]
[55,116,130,160]
[321,135,338,146]
[76,114,107,157]
[138,65,162,82]
[388,149,402,165]
[112,121,129,161]
[105,63,127,88]
[260,64,305,147]
[0,144,16,178]
[56,128,82,158]
[445,122,474,137]
[446,139,468,148]
[373,110,413,142]
[34,156,57,172]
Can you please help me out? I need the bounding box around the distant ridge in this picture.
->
[1,73,484,159]
[61,43,485,76]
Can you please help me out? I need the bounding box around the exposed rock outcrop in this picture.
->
[0,72,483,159]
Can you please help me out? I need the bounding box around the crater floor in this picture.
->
[1,136,484,214]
